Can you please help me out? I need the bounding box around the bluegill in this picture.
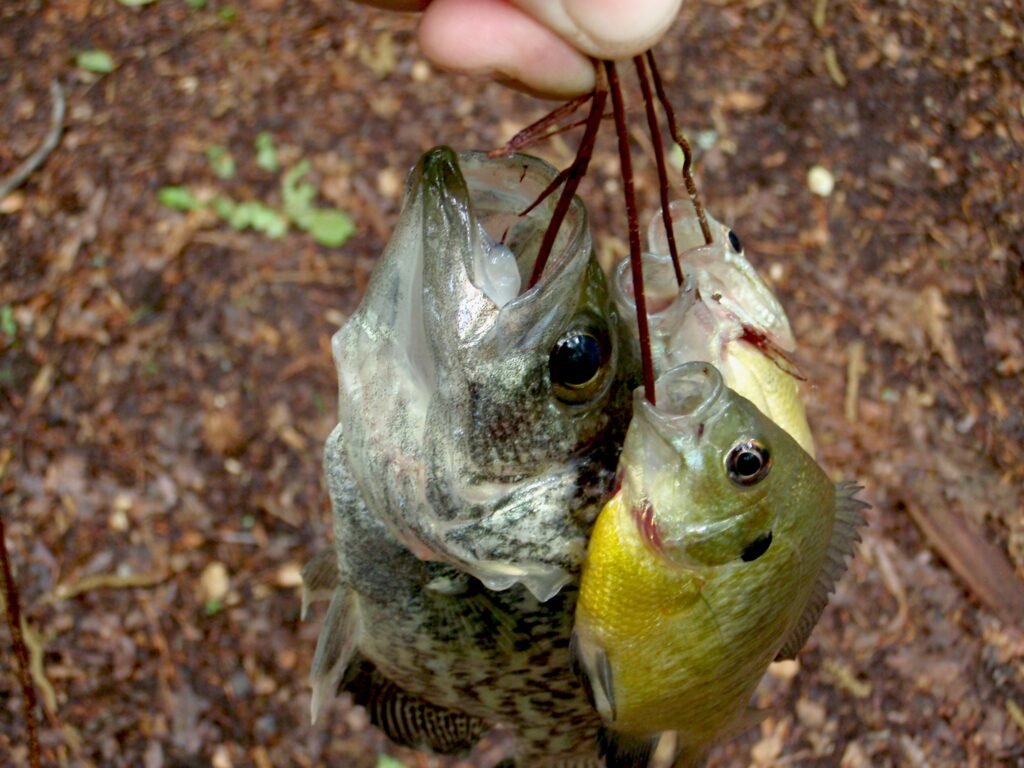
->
[613,202,815,453]
[306,147,637,765]
[572,362,865,767]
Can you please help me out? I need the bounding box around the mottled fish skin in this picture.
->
[332,147,636,601]
[309,147,639,765]
[574,363,865,766]
[316,426,604,765]
[613,202,815,454]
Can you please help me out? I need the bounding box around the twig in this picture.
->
[634,54,684,286]
[526,66,609,289]
[43,570,170,604]
[488,92,592,157]
[0,80,66,200]
[645,52,713,246]
[606,60,656,405]
[0,511,43,768]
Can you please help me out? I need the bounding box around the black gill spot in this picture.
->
[741,531,773,562]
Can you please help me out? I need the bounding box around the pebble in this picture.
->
[808,165,836,197]
[200,562,230,603]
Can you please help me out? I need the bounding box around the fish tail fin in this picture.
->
[597,726,658,768]
[776,481,868,660]
[341,657,488,755]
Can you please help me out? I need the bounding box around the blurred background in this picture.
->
[1,0,1021,765]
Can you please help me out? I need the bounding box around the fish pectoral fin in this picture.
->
[597,726,658,768]
[776,482,868,660]
[341,657,488,755]
[301,549,340,620]
[569,631,616,722]
[309,587,361,723]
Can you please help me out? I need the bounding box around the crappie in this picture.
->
[332,146,635,602]
[613,201,815,453]
[307,146,637,765]
[572,362,865,767]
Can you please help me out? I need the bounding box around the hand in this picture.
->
[358,0,683,98]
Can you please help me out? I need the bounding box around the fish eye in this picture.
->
[741,531,772,562]
[549,328,610,404]
[726,440,771,486]
[727,229,743,252]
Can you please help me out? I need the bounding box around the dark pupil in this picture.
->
[741,531,772,562]
[734,450,763,478]
[727,229,742,252]
[550,334,602,387]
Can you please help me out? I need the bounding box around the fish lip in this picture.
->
[636,361,727,437]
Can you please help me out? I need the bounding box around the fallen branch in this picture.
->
[0,80,66,201]
[0,510,42,768]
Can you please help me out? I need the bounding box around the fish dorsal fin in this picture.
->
[301,549,339,620]
[776,482,868,660]
[341,657,488,755]
[310,587,361,723]
[598,726,658,768]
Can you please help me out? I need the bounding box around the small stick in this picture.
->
[500,112,613,158]
[606,60,656,405]
[645,51,712,246]
[527,66,609,289]
[489,92,593,158]
[634,54,684,286]
[0,80,66,200]
[0,511,43,768]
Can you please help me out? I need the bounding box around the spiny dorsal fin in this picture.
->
[341,657,488,755]
[301,549,339,620]
[598,726,658,768]
[310,587,360,723]
[776,482,868,660]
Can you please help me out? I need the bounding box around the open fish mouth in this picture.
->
[636,362,727,447]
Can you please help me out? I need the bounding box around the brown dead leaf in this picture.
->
[917,285,961,370]
[721,91,768,111]
[904,471,1024,627]
[202,409,248,456]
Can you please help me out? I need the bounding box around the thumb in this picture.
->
[511,0,684,61]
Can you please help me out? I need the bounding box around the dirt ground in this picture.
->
[1,1,1022,766]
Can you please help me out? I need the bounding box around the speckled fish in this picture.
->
[572,362,865,767]
[613,201,815,453]
[305,146,638,765]
[330,146,637,602]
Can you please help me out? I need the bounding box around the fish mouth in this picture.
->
[413,147,594,356]
[637,362,726,439]
[646,199,722,255]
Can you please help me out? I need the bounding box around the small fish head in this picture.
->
[621,362,831,570]
[617,201,796,371]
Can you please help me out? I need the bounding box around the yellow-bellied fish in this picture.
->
[614,201,815,454]
[572,362,865,767]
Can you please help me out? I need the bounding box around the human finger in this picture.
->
[511,0,683,60]
[418,0,596,98]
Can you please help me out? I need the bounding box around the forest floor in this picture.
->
[1,1,1022,766]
